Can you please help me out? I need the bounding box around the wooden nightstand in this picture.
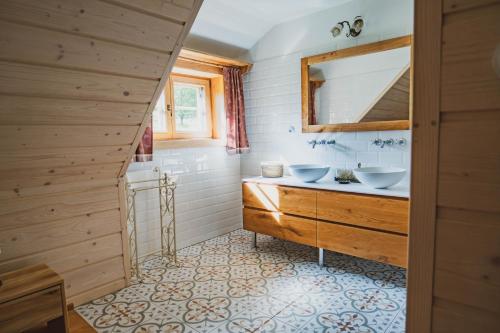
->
[0,264,69,333]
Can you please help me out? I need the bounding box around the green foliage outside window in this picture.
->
[174,85,198,128]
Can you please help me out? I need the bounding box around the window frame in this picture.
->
[154,74,213,140]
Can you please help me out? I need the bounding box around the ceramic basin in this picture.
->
[353,167,406,189]
[288,164,330,182]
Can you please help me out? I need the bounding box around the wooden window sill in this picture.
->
[154,138,225,149]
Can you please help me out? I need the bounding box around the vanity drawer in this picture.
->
[243,183,317,218]
[243,208,317,247]
[317,221,407,267]
[317,191,409,234]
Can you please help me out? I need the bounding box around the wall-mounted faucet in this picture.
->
[372,138,406,148]
[308,139,336,149]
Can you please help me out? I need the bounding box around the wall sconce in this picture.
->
[331,16,364,38]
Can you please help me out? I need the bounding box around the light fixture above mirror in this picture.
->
[331,16,364,38]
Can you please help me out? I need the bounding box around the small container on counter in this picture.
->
[261,161,284,178]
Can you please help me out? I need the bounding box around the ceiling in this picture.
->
[189,0,352,50]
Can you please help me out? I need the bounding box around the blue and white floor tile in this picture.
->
[77,229,406,332]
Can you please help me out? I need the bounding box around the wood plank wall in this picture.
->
[0,0,202,306]
[408,0,500,331]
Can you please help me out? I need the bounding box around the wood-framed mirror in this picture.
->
[301,35,412,132]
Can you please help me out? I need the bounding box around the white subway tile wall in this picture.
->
[127,147,242,256]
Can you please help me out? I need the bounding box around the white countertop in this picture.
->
[242,176,410,198]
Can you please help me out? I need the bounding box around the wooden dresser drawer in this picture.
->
[0,285,63,332]
[243,183,317,218]
[317,221,408,267]
[317,191,409,234]
[243,207,317,247]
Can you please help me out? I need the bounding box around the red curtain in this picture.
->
[134,116,153,162]
[223,67,249,154]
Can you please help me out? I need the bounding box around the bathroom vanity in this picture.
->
[242,177,409,268]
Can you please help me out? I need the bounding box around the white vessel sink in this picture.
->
[353,167,406,189]
[288,164,330,183]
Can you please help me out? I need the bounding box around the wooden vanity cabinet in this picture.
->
[242,182,409,268]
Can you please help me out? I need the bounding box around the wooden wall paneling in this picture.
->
[406,0,442,331]
[0,96,145,126]
[0,209,121,262]
[429,0,500,329]
[0,0,184,52]
[0,62,157,103]
[119,0,204,176]
[0,164,120,199]
[0,20,170,79]
[432,298,499,333]
[0,146,129,171]
[0,233,124,276]
[440,3,500,112]
[63,256,124,298]
[434,208,500,313]
[109,0,195,22]
[0,125,138,149]
[173,0,196,9]
[0,185,119,229]
[443,0,500,13]
[438,111,500,212]
[0,178,119,201]
[0,0,203,306]
[118,177,131,285]
[409,0,500,331]
[67,278,126,309]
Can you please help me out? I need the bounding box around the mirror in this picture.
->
[301,36,412,132]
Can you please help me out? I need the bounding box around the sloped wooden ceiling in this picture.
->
[0,0,202,305]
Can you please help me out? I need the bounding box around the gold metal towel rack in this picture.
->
[126,167,177,282]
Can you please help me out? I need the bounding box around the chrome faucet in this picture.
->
[308,139,336,149]
[372,138,406,148]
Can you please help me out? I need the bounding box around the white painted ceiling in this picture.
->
[190,0,352,49]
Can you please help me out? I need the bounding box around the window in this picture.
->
[153,75,213,140]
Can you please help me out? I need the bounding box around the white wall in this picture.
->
[241,0,413,182]
[127,146,242,255]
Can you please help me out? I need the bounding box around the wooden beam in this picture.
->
[174,58,223,75]
[179,48,250,68]
[406,0,442,332]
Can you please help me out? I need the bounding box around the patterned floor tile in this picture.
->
[211,307,275,333]
[77,229,407,333]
